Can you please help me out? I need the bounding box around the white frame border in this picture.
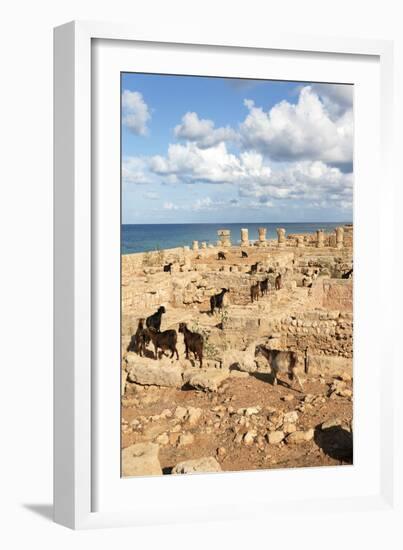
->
[54,20,396,530]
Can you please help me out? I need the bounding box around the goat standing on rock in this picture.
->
[127,318,149,356]
[144,327,179,360]
[146,306,166,332]
[250,281,260,303]
[210,288,229,315]
[179,323,204,367]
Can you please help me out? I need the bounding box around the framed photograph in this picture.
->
[54,21,397,530]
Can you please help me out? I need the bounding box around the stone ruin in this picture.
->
[121,224,354,476]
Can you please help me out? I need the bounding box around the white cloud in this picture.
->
[240,86,353,164]
[122,90,151,135]
[122,157,150,185]
[238,160,352,208]
[149,142,272,185]
[174,112,237,148]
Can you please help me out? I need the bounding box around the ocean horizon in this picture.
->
[121,222,351,254]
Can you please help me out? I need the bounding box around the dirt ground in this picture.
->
[122,369,353,474]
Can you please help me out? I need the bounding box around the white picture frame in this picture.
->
[54,21,398,531]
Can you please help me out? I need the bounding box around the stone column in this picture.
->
[335,226,344,249]
[217,229,231,247]
[316,229,325,248]
[257,227,267,247]
[192,240,199,252]
[277,227,286,248]
[240,228,249,247]
[296,235,305,248]
[201,241,207,249]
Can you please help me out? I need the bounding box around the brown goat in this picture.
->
[144,327,179,360]
[127,318,149,356]
[250,281,260,303]
[275,273,282,290]
[178,323,203,367]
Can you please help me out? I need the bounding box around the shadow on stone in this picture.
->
[314,425,353,464]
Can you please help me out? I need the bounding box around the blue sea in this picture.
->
[121,222,350,254]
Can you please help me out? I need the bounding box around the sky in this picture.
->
[121,73,353,224]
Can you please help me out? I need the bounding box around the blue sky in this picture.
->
[121,73,353,224]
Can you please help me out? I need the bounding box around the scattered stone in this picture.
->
[283,411,299,424]
[121,443,162,477]
[216,447,226,459]
[286,428,314,444]
[283,423,297,434]
[243,430,258,445]
[186,407,203,426]
[267,431,285,445]
[174,406,188,420]
[171,457,222,474]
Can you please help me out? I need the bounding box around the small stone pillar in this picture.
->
[316,230,325,248]
[217,229,231,247]
[192,240,199,252]
[240,228,249,247]
[277,228,286,248]
[257,227,267,247]
[201,241,207,249]
[335,226,344,249]
[296,235,305,248]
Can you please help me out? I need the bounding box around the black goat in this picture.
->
[163,263,173,273]
[127,318,149,356]
[250,281,260,303]
[178,323,203,367]
[260,277,269,297]
[275,273,282,290]
[146,306,166,332]
[217,251,226,260]
[241,250,248,258]
[250,262,259,274]
[210,288,229,314]
[342,268,353,279]
[144,327,179,360]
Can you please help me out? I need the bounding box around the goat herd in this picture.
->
[127,252,285,370]
[127,306,203,367]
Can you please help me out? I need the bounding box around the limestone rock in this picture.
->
[183,368,230,392]
[127,358,183,388]
[283,411,299,424]
[267,431,285,445]
[186,407,203,426]
[286,428,314,444]
[178,432,195,447]
[174,406,188,420]
[243,430,257,445]
[171,456,222,474]
[122,443,162,477]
